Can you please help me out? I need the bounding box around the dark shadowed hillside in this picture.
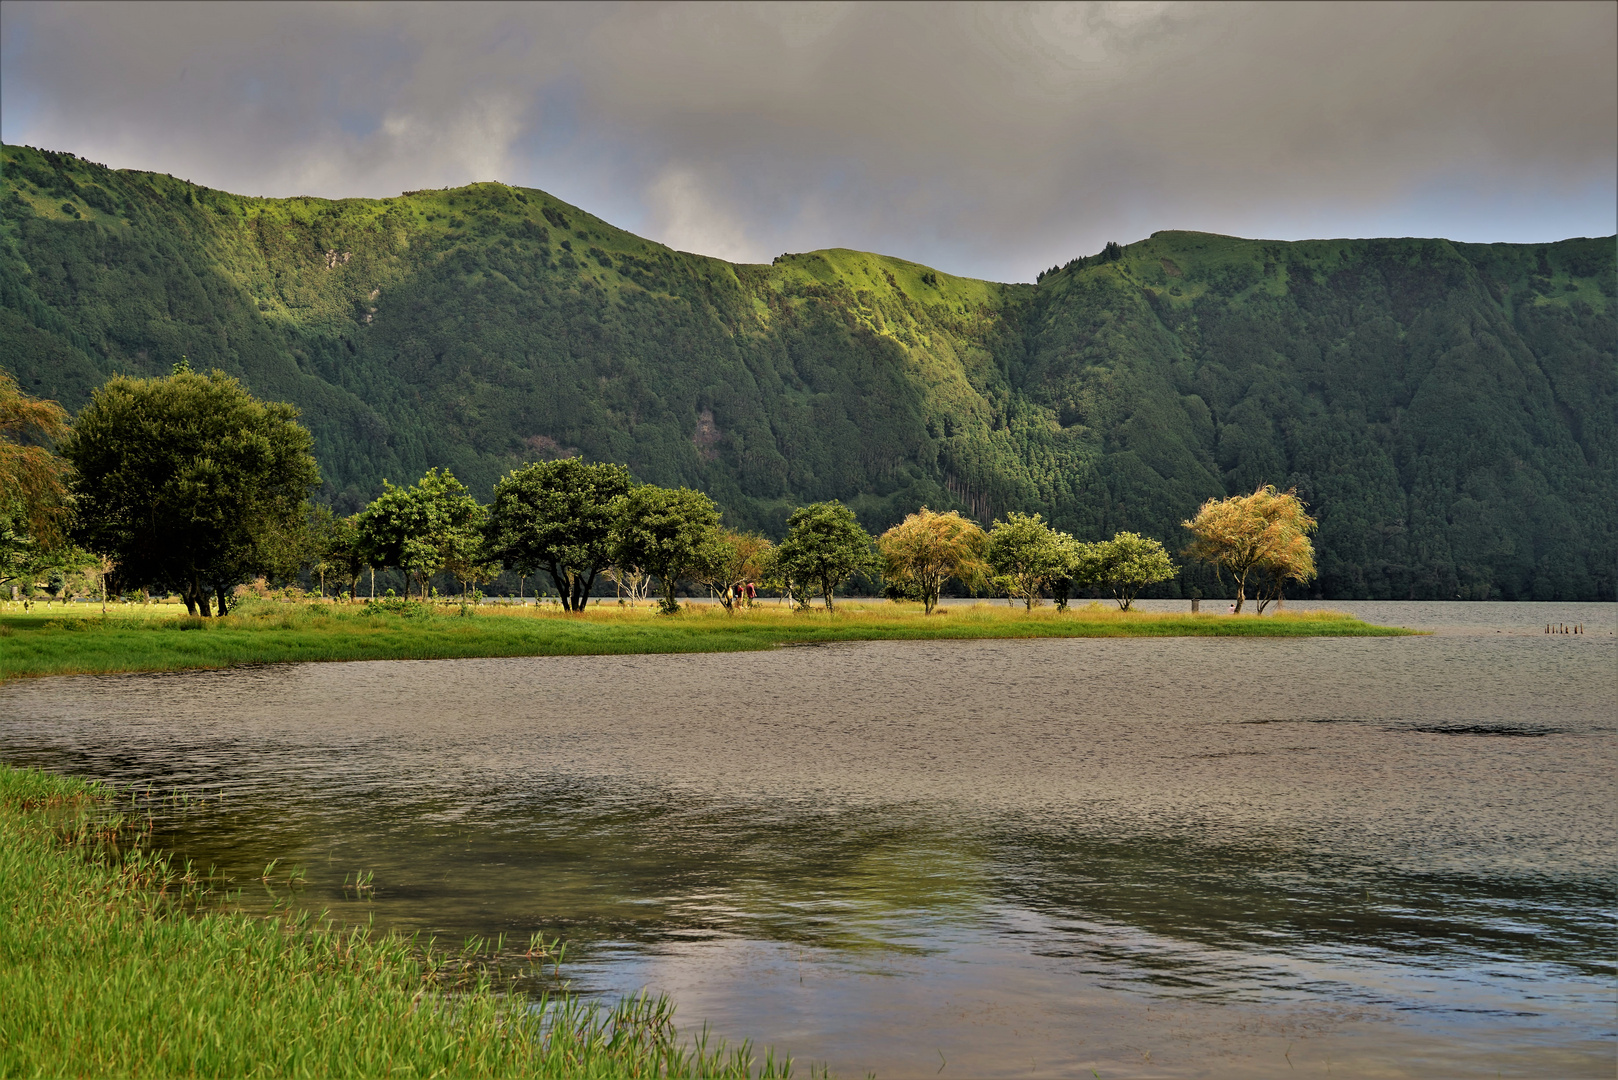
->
[3,144,1613,599]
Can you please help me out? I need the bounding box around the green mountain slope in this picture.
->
[3,144,1613,599]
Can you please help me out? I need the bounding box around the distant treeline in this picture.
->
[6,368,1317,617]
[2,144,1612,600]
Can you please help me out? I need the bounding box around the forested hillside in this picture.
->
[3,144,1613,600]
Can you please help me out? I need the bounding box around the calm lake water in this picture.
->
[1,601,1613,1077]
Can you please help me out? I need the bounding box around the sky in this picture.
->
[2,1,1613,282]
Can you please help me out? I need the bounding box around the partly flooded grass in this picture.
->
[0,763,788,1078]
[0,599,1411,681]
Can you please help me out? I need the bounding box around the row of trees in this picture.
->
[2,367,1318,616]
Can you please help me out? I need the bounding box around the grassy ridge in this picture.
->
[4,143,1613,600]
[0,763,788,1078]
[0,600,1412,682]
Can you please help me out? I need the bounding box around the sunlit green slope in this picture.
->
[2,144,1613,599]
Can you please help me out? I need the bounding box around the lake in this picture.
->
[1,600,1612,1077]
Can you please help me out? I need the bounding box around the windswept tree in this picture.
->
[1087,532,1178,611]
[1183,486,1317,613]
[1249,525,1317,613]
[876,508,987,614]
[356,469,486,601]
[986,512,1069,609]
[609,484,721,613]
[693,528,773,613]
[486,459,634,611]
[1,372,73,593]
[61,369,320,616]
[771,501,876,612]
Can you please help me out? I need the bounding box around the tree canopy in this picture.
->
[487,459,634,611]
[354,468,484,601]
[0,372,71,593]
[771,501,876,612]
[987,512,1071,609]
[1183,486,1317,613]
[1086,532,1178,611]
[692,528,773,613]
[59,369,319,615]
[876,508,986,614]
[609,484,721,613]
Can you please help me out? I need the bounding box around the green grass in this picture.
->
[0,598,1413,683]
[0,763,790,1078]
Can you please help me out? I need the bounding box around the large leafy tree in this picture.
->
[1183,486,1317,613]
[61,369,320,616]
[487,459,634,612]
[609,485,721,613]
[0,372,72,593]
[355,469,486,601]
[986,512,1069,609]
[876,508,987,614]
[772,501,876,612]
[1086,532,1178,611]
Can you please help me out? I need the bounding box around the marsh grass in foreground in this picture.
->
[0,598,1412,682]
[0,763,791,1078]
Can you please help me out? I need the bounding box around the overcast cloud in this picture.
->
[2,1,1613,280]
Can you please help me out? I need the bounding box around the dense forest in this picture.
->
[2,144,1613,600]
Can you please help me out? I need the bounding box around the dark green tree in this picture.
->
[317,512,373,602]
[609,485,720,613]
[772,501,877,612]
[355,469,486,601]
[487,459,634,611]
[1086,532,1178,611]
[61,369,320,616]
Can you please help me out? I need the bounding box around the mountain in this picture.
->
[2,144,1613,600]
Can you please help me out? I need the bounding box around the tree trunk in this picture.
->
[821,574,835,612]
[215,585,231,616]
[1233,571,1247,614]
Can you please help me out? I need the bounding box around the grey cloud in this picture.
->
[3,1,1612,281]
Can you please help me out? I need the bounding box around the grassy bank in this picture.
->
[0,598,1412,682]
[0,763,787,1078]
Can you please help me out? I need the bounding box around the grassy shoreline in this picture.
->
[0,599,1414,683]
[0,763,787,1077]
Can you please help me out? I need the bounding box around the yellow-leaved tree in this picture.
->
[1,371,73,596]
[877,508,987,614]
[1183,486,1317,613]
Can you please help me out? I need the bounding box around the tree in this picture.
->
[609,485,721,613]
[487,459,634,612]
[1087,532,1178,611]
[355,469,486,601]
[61,369,321,616]
[876,508,987,614]
[986,512,1068,609]
[1183,486,1318,613]
[1048,532,1091,612]
[1,372,72,593]
[1250,526,1317,613]
[771,501,876,612]
[319,513,373,602]
[693,528,773,613]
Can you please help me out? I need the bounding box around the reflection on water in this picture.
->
[1,601,1613,1077]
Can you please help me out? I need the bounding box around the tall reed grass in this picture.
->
[0,598,1410,682]
[0,764,792,1077]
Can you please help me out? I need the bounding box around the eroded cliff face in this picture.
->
[3,144,1614,598]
